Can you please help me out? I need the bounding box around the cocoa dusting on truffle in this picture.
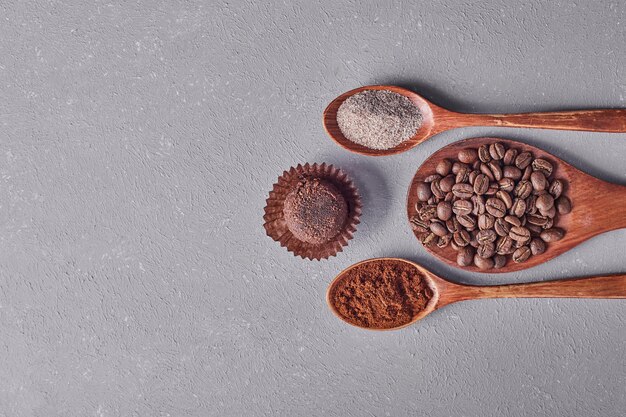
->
[283,178,348,244]
[329,260,432,329]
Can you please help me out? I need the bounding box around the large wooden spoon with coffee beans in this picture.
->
[407,137,626,273]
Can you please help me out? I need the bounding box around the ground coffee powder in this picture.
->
[329,259,432,329]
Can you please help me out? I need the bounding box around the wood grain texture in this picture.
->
[323,85,626,156]
[407,137,626,273]
[327,258,626,330]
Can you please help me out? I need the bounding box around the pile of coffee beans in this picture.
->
[410,142,572,269]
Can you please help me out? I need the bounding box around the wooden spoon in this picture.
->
[407,137,626,273]
[323,85,626,156]
[327,258,626,330]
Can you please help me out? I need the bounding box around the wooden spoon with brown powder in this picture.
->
[326,258,626,330]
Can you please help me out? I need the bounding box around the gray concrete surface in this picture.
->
[1,1,625,416]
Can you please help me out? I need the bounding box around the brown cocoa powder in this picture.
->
[329,260,432,329]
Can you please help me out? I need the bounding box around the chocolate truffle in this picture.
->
[283,178,348,244]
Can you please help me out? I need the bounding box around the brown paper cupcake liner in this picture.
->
[263,163,362,260]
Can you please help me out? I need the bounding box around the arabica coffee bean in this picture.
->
[530,238,546,255]
[414,142,571,270]
[530,171,547,191]
[556,196,571,214]
[494,218,511,236]
[540,228,564,242]
[512,246,531,263]
[478,145,491,162]
[416,182,432,201]
[536,193,554,211]
[532,158,553,176]
[503,165,522,180]
[503,148,518,165]
[473,174,490,195]
[453,200,473,216]
[496,190,513,209]
[486,198,506,217]
[458,149,478,164]
[509,226,531,242]
[452,183,473,199]
[474,254,494,270]
[437,201,453,221]
[493,254,507,269]
[549,179,564,198]
[430,222,448,237]
[436,159,452,176]
[478,213,495,230]
[457,246,474,266]
[515,152,532,169]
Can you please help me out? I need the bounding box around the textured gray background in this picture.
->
[1,1,625,416]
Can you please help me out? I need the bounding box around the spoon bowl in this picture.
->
[407,137,626,273]
[323,85,626,156]
[327,257,626,330]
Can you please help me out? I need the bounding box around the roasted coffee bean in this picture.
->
[453,230,471,247]
[486,197,507,218]
[515,180,532,199]
[431,179,445,199]
[423,174,441,183]
[444,192,454,202]
[430,221,448,237]
[527,224,542,235]
[536,193,554,211]
[488,161,503,181]
[489,143,505,160]
[525,195,538,214]
[496,236,514,255]
[515,152,532,169]
[472,194,486,215]
[455,167,469,184]
[499,178,515,192]
[540,228,564,242]
[549,179,564,198]
[416,182,432,201]
[474,254,494,270]
[527,214,548,226]
[453,199,473,216]
[472,160,481,170]
[437,235,451,248]
[468,170,478,185]
[437,201,453,221]
[530,171,547,191]
[503,165,522,180]
[509,226,531,242]
[477,229,497,244]
[493,254,507,269]
[479,163,495,181]
[457,246,475,266]
[458,149,478,164]
[504,215,522,227]
[494,218,511,236]
[522,165,532,181]
[511,198,526,217]
[410,216,430,233]
[478,144,491,163]
[457,214,477,229]
[452,183,473,199]
[422,232,437,247]
[530,238,546,255]
[436,159,452,176]
[473,174,490,195]
[496,190,513,209]
[418,204,437,221]
[478,213,496,230]
[451,162,467,174]
[446,217,461,233]
[556,196,571,214]
[512,246,531,263]
[440,175,456,193]
[477,241,496,258]
[532,158,553,176]
[539,205,556,218]
[469,231,479,248]
[503,148,518,165]
[542,217,554,229]
[485,184,499,195]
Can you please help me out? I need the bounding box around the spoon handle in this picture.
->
[462,109,626,133]
[466,274,626,300]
